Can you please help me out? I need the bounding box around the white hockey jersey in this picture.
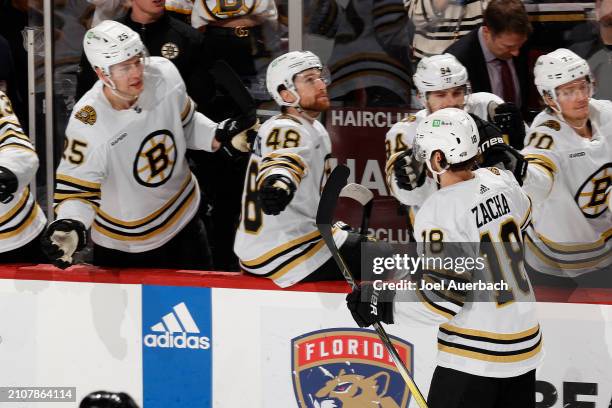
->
[234,113,348,288]
[521,99,612,277]
[191,0,277,29]
[385,92,503,212]
[397,167,542,378]
[406,0,487,61]
[55,57,217,253]
[165,0,193,16]
[0,91,46,253]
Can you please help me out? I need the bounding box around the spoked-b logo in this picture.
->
[143,301,210,350]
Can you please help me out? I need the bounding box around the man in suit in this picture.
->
[445,0,532,117]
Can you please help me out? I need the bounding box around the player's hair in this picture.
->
[484,0,532,36]
[436,151,482,172]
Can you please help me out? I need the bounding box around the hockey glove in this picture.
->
[492,102,526,149]
[0,166,18,203]
[258,174,296,215]
[41,219,87,269]
[346,283,394,327]
[477,117,528,186]
[393,149,426,191]
[215,113,260,157]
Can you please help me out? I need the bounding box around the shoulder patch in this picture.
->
[75,105,97,125]
[401,114,417,123]
[536,120,561,132]
[487,167,500,175]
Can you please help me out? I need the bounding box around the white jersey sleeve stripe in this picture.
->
[0,199,40,239]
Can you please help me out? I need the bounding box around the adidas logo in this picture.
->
[479,184,490,194]
[143,302,210,350]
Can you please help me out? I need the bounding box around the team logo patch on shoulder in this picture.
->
[537,120,561,132]
[292,328,413,407]
[161,42,180,59]
[487,167,500,175]
[75,105,97,125]
[401,114,417,123]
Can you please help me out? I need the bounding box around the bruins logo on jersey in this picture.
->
[207,0,254,18]
[537,120,561,132]
[161,42,180,60]
[133,130,177,187]
[75,105,97,125]
[575,163,611,218]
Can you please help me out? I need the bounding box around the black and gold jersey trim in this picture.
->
[54,174,102,210]
[438,336,542,363]
[93,175,197,241]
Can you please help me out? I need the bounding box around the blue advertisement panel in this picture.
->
[142,285,212,407]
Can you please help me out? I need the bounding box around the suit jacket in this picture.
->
[444,29,530,115]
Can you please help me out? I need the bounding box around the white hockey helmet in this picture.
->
[413,54,470,95]
[266,51,324,107]
[83,20,145,77]
[534,48,591,100]
[414,108,480,178]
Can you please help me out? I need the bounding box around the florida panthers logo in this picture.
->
[133,130,177,187]
[575,163,611,218]
[292,328,413,408]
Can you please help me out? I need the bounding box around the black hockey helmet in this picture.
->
[79,391,139,408]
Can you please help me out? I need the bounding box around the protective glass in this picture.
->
[556,80,593,101]
[294,67,331,88]
[425,84,469,102]
[109,53,148,79]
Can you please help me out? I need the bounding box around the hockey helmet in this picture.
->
[266,51,326,107]
[413,54,470,96]
[534,48,592,102]
[79,391,139,408]
[83,20,146,77]
[414,108,480,178]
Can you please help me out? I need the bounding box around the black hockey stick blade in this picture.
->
[316,164,350,225]
[209,60,256,116]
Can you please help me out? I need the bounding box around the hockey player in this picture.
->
[522,48,612,278]
[0,90,47,262]
[348,108,542,408]
[385,54,526,230]
[41,21,257,269]
[234,51,393,287]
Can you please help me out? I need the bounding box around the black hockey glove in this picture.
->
[475,114,528,185]
[0,166,18,203]
[215,112,260,157]
[491,102,526,150]
[258,174,296,215]
[392,149,426,191]
[482,143,528,185]
[346,283,394,328]
[41,219,87,269]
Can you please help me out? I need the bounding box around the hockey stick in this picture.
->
[339,183,374,235]
[209,60,256,117]
[316,164,429,408]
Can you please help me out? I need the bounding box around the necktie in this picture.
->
[499,59,516,104]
